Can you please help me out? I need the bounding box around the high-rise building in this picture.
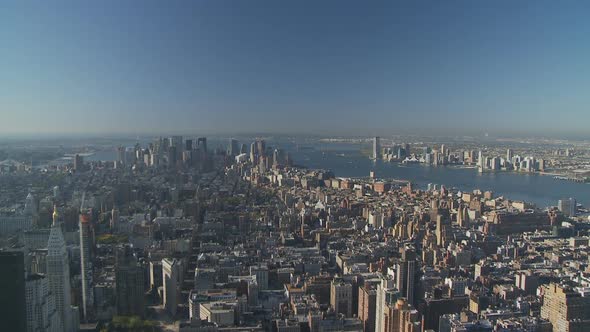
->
[111,208,119,231]
[540,283,590,332]
[558,197,577,217]
[74,154,84,171]
[0,250,27,332]
[249,265,269,291]
[47,217,74,331]
[256,139,266,157]
[79,212,94,321]
[358,284,377,332]
[115,245,145,317]
[376,276,399,332]
[185,139,193,151]
[228,138,239,156]
[162,258,180,315]
[117,146,127,165]
[197,137,208,155]
[331,278,353,317]
[250,142,256,163]
[394,247,417,305]
[506,149,513,162]
[383,298,421,332]
[26,273,60,332]
[373,137,381,160]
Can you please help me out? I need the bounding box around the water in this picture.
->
[288,148,590,209]
[85,143,590,209]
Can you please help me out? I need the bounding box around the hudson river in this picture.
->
[87,142,590,209]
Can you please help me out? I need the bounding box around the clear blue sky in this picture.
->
[2,1,590,137]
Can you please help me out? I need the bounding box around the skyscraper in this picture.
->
[0,250,27,332]
[228,138,239,156]
[558,197,577,218]
[26,273,60,332]
[373,137,381,160]
[74,154,84,171]
[358,284,377,332]
[47,219,73,331]
[115,245,145,317]
[394,247,417,305]
[162,258,180,315]
[330,278,353,317]
[79,212,94,321]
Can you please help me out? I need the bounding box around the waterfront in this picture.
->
[86,142,590,209]
[288,147,590,209]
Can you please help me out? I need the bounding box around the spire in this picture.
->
[52,205,59,227]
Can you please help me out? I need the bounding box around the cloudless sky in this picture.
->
[2,1,590,137]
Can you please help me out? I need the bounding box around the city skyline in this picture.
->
[3,1,590,137]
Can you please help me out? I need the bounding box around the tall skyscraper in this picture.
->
[162,258,180,315]
[74,154,84,171]
[394,247,417,305]
[197,137,208,154]
[79,212,94,321]
[506,149,513,162]
[228,138,239,156]
[256,139,266,157]
[0,250,27,332]
[47,219,73,331]
[376,276,398,332]
[558,197,577,217]
[358,284,377,332]
[115,245,145,317]
[373,137,381,160]
[26,273,60,332]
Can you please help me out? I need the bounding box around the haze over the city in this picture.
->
[3,0,590,137]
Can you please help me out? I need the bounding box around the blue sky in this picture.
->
[2,1,590,137]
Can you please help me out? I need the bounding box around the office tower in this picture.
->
[115,246,145,317]
[194,268,216,291]
[477,151,483,167]
[506,149,513,162]
[26,273,60,332]
[47,216,73,331]
[162,258,180,315]
[240,143,247,154]
[440,144,447,156]
[383,298,421,332]
[273,148,283,166]
[250,264,269,290]
[330,278,353,317]
[74,154,84,171]
[404,143,411,157]
[79,212,94,321]
[117,146,127,165]
[395,247,417,305]
[256,139,266,157]
[185,139,193,151]
[541,283,590,332]
[376,276,398,332]
[250,142,256,163]
[197,137,207,152]
[358,284,377,332]
[167,145,177,167]
[0,251,27,332]
[558,197,577,217]
[435,215,451,247]
[228,138,239,156]
[111,208,119,231]
[373,137,381,160]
